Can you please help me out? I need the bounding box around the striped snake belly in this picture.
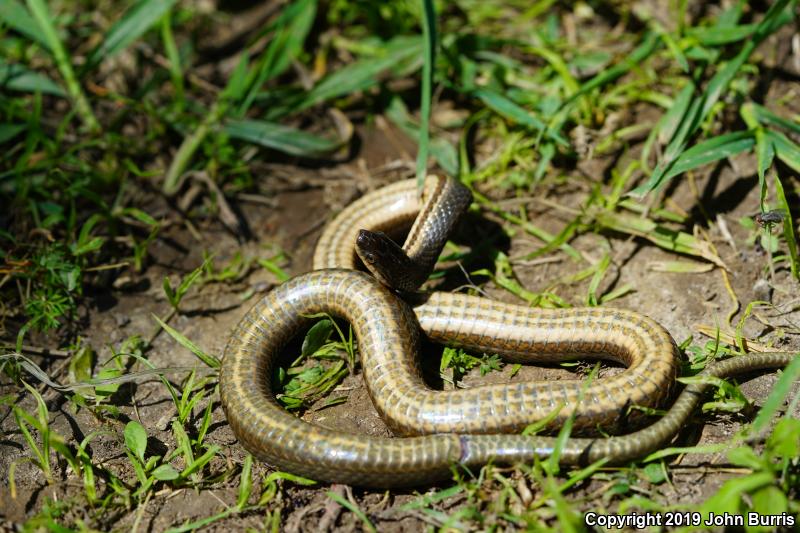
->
[220,177,795,487]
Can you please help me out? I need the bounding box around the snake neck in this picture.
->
[356,177,474,292]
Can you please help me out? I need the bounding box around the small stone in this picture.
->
[156,412,174,431]
[753,278,772,302]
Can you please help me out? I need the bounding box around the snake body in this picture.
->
[221,176,797,487]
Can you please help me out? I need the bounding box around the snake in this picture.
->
[220,175,797,487]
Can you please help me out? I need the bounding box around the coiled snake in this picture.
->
[220,176,796,487]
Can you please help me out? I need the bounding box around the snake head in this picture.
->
[356,230,421,291]
[356,230,382,264]
[356,230,398,266]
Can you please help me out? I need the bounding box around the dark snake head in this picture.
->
[356,230,422,292]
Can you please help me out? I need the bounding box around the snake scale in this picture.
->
[220,176,797,487]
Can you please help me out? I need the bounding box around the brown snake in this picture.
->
[220,176,797,487]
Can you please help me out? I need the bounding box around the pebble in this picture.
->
[753,278,772,302]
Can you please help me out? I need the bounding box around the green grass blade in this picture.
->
[0,0,49,48]
[160,11,183,107]
[701,0,792,120]
[652,22,688,72]
[635,129,755,196]
[633,1,794,198]
[632,95,703,196]
[528,44,582,110]
[297,35,423,111]
[595,210,727,267]
[640,83,692,172]
[644,443,728,462]
[748,353,800,435]
[385,97,458,176]
[326,490,377,533]
[416,0,436,188]
[766,128,800,174]
[657,83,695,146]
[25,0,99,131]
[0,61,65,96]
[238,0,317,115]
[687,23,757,45]
[84,0,178,72]
[663,130,756,181]
[773,176,799,280]
[586,253,611,306]
[740,103,774,211]
[163,100,227,195]
[749,102,800,135]
[151,314,220,369]
[565,30,660,104]
[472,88,569,147]
[224,119,343,157]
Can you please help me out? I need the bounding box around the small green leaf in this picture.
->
[657,83,695,146]
[301,319,333,357]
[236,454,253,510]
[700,472,774,517]
[748,103,800,136]
[119,207,160,228]
[766,417,800,458]
[71,236,105,256]
[179,445,220,479]
[586,253,610,306]
[0,123,26,143]
[222,51,250,102]
[174,260,207,303]
[0,61,65,96]
[687,24,757,45]
[0,0,49,48]
[162,277,176,307]
[257,255,290,282]
[326,490,377,533]
[237,0,316,114]
[67,343,94,385]
[415,0,437,187]
[751,485,788,519]
[151,463,179,481]
[727,446,763,470]
[641,463,667,484]
[385,97,459,176]
[93,367,122,397]
[767,129,800,174]
[668,131,756,180]
[124,421,147,463]
[633,130,755,196]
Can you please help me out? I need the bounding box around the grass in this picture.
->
[1,0,800,530]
